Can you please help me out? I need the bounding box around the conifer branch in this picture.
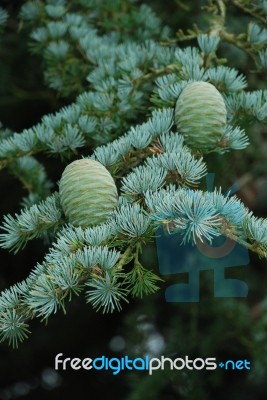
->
[0,0,267,348]
[232,0,267,25]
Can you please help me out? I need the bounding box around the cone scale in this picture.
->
[175,81,227,151]
[59,159,118,227]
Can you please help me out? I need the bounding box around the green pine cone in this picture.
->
[174,81,227,151]
[59,159,118,227]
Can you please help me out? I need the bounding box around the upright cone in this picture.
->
[175,81,227,151]
[59,159,118,227]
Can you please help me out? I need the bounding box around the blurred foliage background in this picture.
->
[0,1,267,399]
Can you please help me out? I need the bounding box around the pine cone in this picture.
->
[59,159,118,227]
[175,81,227,151]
